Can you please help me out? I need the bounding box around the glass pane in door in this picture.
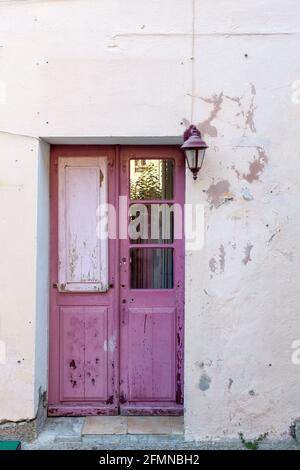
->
[129,204,174,244]
[130,248,174,289]
[130,159,174,200]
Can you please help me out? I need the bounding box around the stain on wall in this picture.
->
[241,187,254,201]
[244,83,257,134]
[198,93,224,137]
[234,147,268,183]
[199,373,211,392]
[198,83,258,138]
[206,180,230,209]
[242,243,253,265]
[219,245,226,272]
[209,257,217,273]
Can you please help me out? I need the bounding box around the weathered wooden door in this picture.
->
[48,146,184,416]
[48,146,119,416]
[119,147,184,415]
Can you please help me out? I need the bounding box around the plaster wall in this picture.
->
[0,0,300,440]
[0,132,38,421]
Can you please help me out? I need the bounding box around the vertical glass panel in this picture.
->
[130,248,173,289]
[129,204,174,244]
[130,159,174,200]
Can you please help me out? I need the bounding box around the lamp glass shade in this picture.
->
[185,149,197,170]
[184,148,206,177]
[197,148,206,169]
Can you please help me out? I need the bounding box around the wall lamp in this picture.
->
[181,125,208,180]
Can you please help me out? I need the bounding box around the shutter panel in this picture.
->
[58,157,108,292]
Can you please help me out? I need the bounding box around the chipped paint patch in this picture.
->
[241,187,254,201]
[206,180,231,209]
[209,257,217,273]
[235,147,268,183]
[219,245,226,272]
[244,83,257,134]
[197,92,224,137]
[196,83,257,139]
[242,243,253,265]
[69,238,79,280]
[104,336,116,353]
[209,247,226,275]
[196,360,213,369]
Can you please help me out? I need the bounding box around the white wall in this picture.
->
[0,0,191,138]
[0,132,38,421]
[0,132,49,422]
[184,0,300,441]
[0,0,300,440]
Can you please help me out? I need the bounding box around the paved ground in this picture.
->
[22,417,300,450]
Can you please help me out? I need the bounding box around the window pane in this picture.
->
[130,159,174,200]
[130,248,173,289]
[129,204,174,244]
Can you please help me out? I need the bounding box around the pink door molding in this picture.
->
[48,145,184,416]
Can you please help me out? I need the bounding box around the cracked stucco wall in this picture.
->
[0,0,300,440]
[0,132,49,424]
[185,1,300,440]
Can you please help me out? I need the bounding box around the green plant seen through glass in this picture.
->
[130,161,162,200]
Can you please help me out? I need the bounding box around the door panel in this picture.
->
[58,157,108,293]
[128,307,176,401]
[59,306,108,401]
[60,307,85,401]
[84,307,108,400]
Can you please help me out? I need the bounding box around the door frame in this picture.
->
[48,145,185,416]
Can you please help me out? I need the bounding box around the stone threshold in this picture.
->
[82,416,184,437]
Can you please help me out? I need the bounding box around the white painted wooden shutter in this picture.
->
[58,157,108,292]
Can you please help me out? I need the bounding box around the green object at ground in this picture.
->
[0,440,21,450]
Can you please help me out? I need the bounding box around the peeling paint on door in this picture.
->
[49,147,118,417]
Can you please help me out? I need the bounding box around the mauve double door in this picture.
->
[48,145,184,416]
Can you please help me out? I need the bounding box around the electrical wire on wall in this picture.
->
[190,0,196,124]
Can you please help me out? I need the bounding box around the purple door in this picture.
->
[49,145,184,416]
[48,146,119,416]
[119,147,184,415]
